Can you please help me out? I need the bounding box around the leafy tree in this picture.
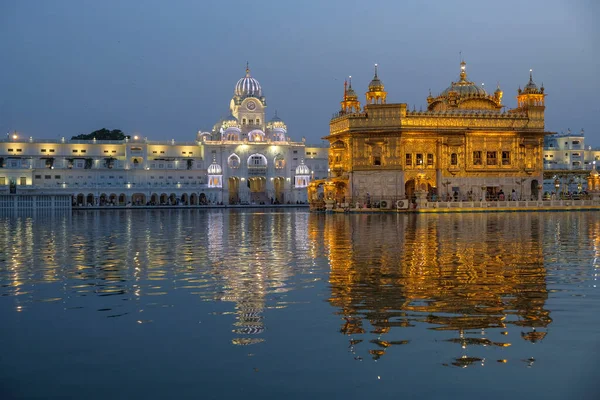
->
[71,128,129,141]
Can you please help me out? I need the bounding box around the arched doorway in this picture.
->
[199,193,207,205]
[169,193,177,205]
[248,176,267,203]
[274,177,285,204]
[76,193,85,206]
[99,193,108,205]
[160,193,168,205]
[132,193,146,205]
[86,193,94,206]
[190,193,198,205]
[181,193,189,205]
[150,193,159,205]
[228,177,240,204]
[109,193,117,205]
[118,193,126,205]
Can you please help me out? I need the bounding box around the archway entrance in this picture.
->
[76,194,85,206]
[86,194,94,206]
[274,177,285,204]
[160,193,168,204]
[190,193,198,205]
[150,193,159,205]
[181,193,189,205]
[228,177,240,204]
[248,176,267,203]
[118,193,126,205]
[132,193,146,205]
[199,193,207,205]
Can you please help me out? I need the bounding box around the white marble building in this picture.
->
[0,66,329,206]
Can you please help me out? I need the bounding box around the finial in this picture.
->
[529,68,533,82]
[246,61,250,76]
[459,60,467,81]
[274,110,278,118]
[374,63,378,78]
[349,75,352,88]
[429,88,432,96]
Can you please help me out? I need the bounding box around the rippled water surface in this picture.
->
[1,209,599,399]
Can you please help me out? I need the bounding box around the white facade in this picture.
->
[543,129,600,170]
[0,67,329,206]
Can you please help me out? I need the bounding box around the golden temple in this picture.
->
[309,61,551,207]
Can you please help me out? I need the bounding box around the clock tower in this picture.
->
[230,65,267,135]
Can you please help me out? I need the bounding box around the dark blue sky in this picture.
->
[1,0,598,145]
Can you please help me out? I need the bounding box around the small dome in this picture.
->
[439,61,488,97]
[295,160,311,175]
[234,65,262,98]
[590,168,599,177]
[523,70,538,92]
[368,64,384,91]
[208,160,222,175]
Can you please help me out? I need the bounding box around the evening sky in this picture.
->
[0,0,598,145]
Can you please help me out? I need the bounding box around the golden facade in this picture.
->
[310,62,550,204]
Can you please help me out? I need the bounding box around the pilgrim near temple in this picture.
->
[309,61,567,209]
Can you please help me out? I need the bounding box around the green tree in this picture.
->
[71,128,129,141]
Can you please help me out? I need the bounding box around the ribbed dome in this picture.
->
[368,64,384,91]
[523,70,538,92]
[208,160,222,175]
[295,160,311,175]
[439,61,488,97]
[346,85,358,99]
[234,66,262,98]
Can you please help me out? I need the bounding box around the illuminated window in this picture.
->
[473,151,482,165]
[416,153,423,166]
[502,151,510,165]
[487,151,497,165]
[427,153,434,166]
[20,177,26,185]
[405,153,412,166]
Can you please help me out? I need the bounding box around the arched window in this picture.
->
[247,153,267,167]
[248,130,266,142]
[274,154,285,169]
[228,153,240,169]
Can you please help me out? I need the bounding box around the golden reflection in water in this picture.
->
[316,213,552,362]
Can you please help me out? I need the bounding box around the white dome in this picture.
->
[295,160,311,175]
[208,161,222,175]
[235,67,262,98]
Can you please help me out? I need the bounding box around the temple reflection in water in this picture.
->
[312,212,552,363]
